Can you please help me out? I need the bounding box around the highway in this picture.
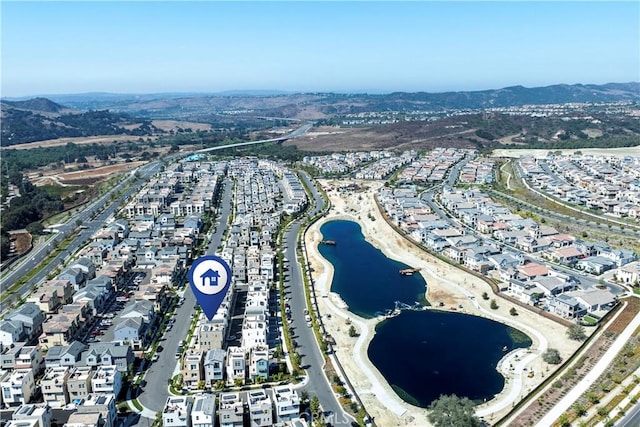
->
[0,161,162,315]
[195,122,313,154]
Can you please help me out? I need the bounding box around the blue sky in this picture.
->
[1,1,638,97]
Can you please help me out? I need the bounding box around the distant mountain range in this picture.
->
[4,82,636,115]
[1,82,638,146]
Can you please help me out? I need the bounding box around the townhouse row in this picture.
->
[396,148,470,184]
[1,339,132,408]
[3,396,118,427]
[354,150,417,180]
[302,151,390,175]
[162,386,304,427]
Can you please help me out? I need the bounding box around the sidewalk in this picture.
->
[535,306,640,426]
[585,366,640,424]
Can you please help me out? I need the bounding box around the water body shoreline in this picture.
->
[304,180,581,426]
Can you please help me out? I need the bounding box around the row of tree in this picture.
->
[0,171,64,261]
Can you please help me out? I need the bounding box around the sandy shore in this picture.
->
[304,180,582,426]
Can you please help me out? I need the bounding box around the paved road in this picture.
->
[137,178,233,413]
[195,122,313,154]
[283,173,353,426]
[0,162,162,315]
[618,401,640,426]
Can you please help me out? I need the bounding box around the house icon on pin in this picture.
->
[201,269,220,287]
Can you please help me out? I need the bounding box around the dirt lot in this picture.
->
[30,161,146,187]
[285,124,482,152]
[2,134,160,150]
[7,230,32,256]
[151,120,213,132]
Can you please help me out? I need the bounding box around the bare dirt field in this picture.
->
[7,230,32,256]
[30,161,146,187]
[151,120,213,132]
[2,134,159,150]
[285,125,480,152]
[58,162,144,179]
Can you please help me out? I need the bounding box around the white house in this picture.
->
[162,396,192,427]
[203,349,226,385]
[191,394,216,427]
[226,347,246,385]
[247,389,273,427]
[0,368,35,406]
[273,385,300,422]
[218,392,244,427]
[91,366,122,397]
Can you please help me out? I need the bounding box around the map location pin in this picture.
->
[188,255,233,320]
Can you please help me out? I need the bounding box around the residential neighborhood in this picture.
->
[1,157,311,427]
[1,145,639,427]
[378,155,636,322]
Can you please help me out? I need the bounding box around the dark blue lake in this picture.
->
[369,310,532,407]
[318,220,532,407]
[318,220,427,318]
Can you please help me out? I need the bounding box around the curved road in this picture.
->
[284,172,353,426]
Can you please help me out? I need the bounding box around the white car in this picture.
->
[151,354,159,362]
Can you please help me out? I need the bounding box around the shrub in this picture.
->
[567,324,587,341]
[543,348,562,365]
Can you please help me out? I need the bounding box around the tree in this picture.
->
[490,299,499,310]
[543,348,562,365]
[310,396,321,415]
[568,324,587,341]
[482,292,489,300]
[509,307,518,316]
[573,402,587,417]
[348,325,358,337]
[26,221,44,235]
[427,394,482,427]
[558,413,571,427]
